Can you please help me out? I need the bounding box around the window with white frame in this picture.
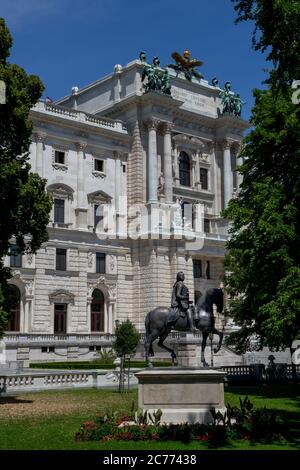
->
[47,183,74,227]
[52,147,68,170]
[200,167,209,190]
[94,158,104,172]
[54,150,65,165]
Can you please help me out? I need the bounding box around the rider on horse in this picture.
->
[169,271,198,333]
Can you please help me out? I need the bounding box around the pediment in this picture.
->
[87,190,112,204]
[49,289,75,305]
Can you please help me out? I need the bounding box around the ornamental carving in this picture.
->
[87,251,93,268]
[87,277,117,304]
[49,289,75,305]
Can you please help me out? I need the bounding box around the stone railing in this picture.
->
[3,333,113,346]
[32,101,127,133]
[5,331,184,346]
[0,369,139,395]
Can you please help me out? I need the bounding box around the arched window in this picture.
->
[91,289,105,332]
[179,151,191,187]
[7,285,21,332]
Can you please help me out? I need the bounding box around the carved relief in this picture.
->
[87,251,93,268]
[49,289,75,305]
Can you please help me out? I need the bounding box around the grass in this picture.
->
[0,385,299,450]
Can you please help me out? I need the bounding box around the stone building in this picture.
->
[3,53,249,363]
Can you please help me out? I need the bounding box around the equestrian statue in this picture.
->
[145,271,224,367]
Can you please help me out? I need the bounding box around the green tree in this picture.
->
[224,1,300,355]
[112,320,140,392]
[0,18,52,337]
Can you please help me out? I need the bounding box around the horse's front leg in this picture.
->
[157,330,177,366]
[145,334,157,368]
[201,331,209,367]
[212,327,224,354]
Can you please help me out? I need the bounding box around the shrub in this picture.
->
[75,397,285,444]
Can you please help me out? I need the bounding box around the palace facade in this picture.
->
[3,54,249,363]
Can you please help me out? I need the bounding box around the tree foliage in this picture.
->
[0,18,52,336]
[113,320,140,392]
[232,0,300,87]
[113,320,140,358]
[224,1,300,353]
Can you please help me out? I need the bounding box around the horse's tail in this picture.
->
[145,311,152,338]
[145,310,154,357]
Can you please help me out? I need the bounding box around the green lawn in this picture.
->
[0,385,299,450]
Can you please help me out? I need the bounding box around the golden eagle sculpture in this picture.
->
[168,50,204,81]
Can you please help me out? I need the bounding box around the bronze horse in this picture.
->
[144,288,224,367]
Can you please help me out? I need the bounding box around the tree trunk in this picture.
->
[118,354,125,392]
[290,346,297,385]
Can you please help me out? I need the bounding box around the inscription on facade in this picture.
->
[172,87,216,116]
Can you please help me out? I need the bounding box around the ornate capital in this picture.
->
[206,140,215,154]
[220,139,232,151]
[35,131,47,142]
[145,118,160,131]
[76,141,87,152]
[231,141,242,156]
[161,121,173,134]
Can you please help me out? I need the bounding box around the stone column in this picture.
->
[191,156,196,189]
[76,141,88,228]
[222,139,232,209]
[195,149,201,189]
[35,132,46,177]
[146,119,159,203]
[76,141,87,208]
[233,142,243,191]
[114,151,121,236]
[173,145,180,187]
[162,122,173,203]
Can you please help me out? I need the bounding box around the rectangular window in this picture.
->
[204,218,210,233]
[206,260,211,280]
[10,245,22,268]
[54,199,65,224]
[56,248,67,271]
[200,168,208,190]
[96,252,106,274]
[193,260,202,279]
[122,164,126,173]
[94,204,103,229]
[54,304,67,334]
[94,159,103,172]
[54,150,65,164]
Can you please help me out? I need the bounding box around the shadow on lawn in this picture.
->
[0,396,33,405]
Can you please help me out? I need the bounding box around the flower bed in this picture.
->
[75,397,286,445]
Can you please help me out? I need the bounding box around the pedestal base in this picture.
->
[135,367,227,424]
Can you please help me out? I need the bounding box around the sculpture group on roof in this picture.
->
[139,50,244,117]
[219,81,245,117]
[140,52,171,95]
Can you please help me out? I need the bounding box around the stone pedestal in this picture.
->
[177,334,198,367]
[135,368,227,424]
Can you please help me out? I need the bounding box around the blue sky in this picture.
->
[1,0,269,120]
